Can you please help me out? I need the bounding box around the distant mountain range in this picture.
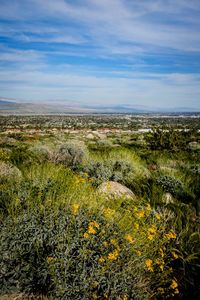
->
[0,98,199,115]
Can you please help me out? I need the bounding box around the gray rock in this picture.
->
[162,192,175,204]
[98,181,135,199]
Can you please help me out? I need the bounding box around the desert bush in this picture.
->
[52,142,87,169]
[156,175,183,196]
[0,201,185,300]
[81,159,135,187]
[28,146,51,163]
[0,161,22,183]
[0,207,150,299]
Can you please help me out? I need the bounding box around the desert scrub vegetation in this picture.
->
[0,162,199,299]
[0,175,183,299]
[0,115,200,299]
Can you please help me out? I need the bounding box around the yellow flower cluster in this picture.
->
[159,248,165,258]
[165,230,176,240]
[90,220,100,229]
[108,249,119,261]
[135,250,141,256]
[170,279,178,289]
[145,259,154,272]
[110,238,118,247]
[171,251,179,259]
[47,256,55,263]
[155,213,161,220]
[118,295,128,300]
[83,220,100,238]
[99,256,105,263]
[124,234,134,244]
[136,209,145,219]
[147,225,157,240]
[71,203,80,216]
[155,258,164,272]
[83,232,90,239]
[157,287,165,295]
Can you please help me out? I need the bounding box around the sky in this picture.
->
[0,0,200,109]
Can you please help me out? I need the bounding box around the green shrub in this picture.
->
[53,143,87,169]
[81,159,135,187]
[0,208,149,300]
[156,175,183,196]
[29,146,51,163]
[0,161,22,184]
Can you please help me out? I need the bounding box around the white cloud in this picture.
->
[0,0,200,108]
[0,62,199,108]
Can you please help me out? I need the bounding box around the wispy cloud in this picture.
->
[0,0,200,108]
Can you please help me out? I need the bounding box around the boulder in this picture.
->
[162,192,175,204]
[98,181,135,199]
[86,133,95,140]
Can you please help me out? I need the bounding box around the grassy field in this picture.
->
[0,115,200,299]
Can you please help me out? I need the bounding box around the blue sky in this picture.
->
[0,0,200,109]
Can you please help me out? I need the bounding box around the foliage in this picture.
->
[52,142,87,169]
[81,159,135,187]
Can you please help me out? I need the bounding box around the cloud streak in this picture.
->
[0,0,200,109]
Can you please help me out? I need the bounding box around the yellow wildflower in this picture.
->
[147,226,157,240]
[110,239,118,247]
[147,234,154,241]
[88,225,96,234]
[136,250,141,256]
[160,248,165,258]
[155,213,161,220]
[170,279,178,289]
[174,288,179,294]
[145,259,154,272]
[71,203,80,215]
[83,232,89,239]
[125,234,134,244]
[99,256,105,263]
[134,223,139,230]
[165,230,177,240]
[47,256,54,263]
[148,225,157,234]
[89,220,100,229]
[136,209,145,218]
[118,296,128,300]
[145,259,152,268]
[159,264,164,272]
[108,249,119,261]
[157,287,164,294]
[172,251,179,259]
